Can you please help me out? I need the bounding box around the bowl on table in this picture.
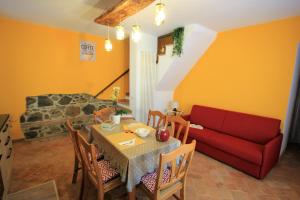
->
[135,128,150,138]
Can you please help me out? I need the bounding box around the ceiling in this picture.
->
[0,0,300,37]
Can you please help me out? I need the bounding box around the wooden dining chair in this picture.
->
[93,107,114,124]
[140,140,196,200]
[66,120,82,184]
[147,110,166,130]
[165,116,190,144]
[77,133,123,200]
[66,120,84,199]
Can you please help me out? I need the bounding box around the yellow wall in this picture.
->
[174,16,300,130]
[0,17,129,139]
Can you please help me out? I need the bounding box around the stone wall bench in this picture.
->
[20,93,115,139]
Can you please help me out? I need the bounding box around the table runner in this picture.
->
[91,119,181,192]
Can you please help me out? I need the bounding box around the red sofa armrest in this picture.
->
[260,134,283,178]
[182,114,191,121]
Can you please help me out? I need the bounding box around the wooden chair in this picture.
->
[77,133,123,200]
[140,140,196,200]
[147,110,166,130]
[66,120,82,184]
[165,116,190,144]
[66,120,84,199]
[93,107,114,124]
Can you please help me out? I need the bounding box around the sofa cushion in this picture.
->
[190,105,226,132]
[221,111,281,144]
[187,128,264,165]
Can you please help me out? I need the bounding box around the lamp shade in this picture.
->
[155,3,166,26]
[170,101,179,110]
[131,25,141,43]
[104,39,112,52]
[116,25,125,40]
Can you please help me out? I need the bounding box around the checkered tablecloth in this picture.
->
[91,119,181,192]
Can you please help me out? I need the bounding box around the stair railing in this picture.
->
[94,68,129,99]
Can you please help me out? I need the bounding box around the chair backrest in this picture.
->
[77,133,105,192]
[165,116,190,144]
[155,140,196,194]
[66,120,81,163]
[147,110,166,130]
[94,107,114,124]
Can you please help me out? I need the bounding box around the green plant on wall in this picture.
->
[172,27,184,56]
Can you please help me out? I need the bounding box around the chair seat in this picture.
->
[141,169,171,193]
[96,160,120,183]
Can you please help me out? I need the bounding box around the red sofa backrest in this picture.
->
[190,105,281,144]
[221,111,281,144]
[190,105,227,132]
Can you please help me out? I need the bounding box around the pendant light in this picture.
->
[116,25,125,40]
[104,25,112,52]
[131,25,141,43]
[155,1,166,26]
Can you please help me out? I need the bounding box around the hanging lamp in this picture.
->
[131,25,141,43]
[155,1,166,26]
[116,25,125,40]
[104,25,112,52]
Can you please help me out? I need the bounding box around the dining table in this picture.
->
[90,119,181,200]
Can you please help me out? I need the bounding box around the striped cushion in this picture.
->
[141,169,171,193]
[96,160,119,183]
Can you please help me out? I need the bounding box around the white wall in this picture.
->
[281,44,300,156]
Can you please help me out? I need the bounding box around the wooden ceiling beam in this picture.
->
[94,0,155,27]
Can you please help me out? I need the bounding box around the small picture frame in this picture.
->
[80,41,96,61]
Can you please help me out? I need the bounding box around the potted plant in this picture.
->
[172,27,185,57]
[111,87,128,124]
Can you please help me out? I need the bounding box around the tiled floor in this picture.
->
[10,135,300,200]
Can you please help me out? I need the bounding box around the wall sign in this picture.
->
[80,41,96,61]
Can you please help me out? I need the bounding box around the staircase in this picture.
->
[153,24,217,111]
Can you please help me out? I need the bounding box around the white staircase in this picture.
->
[154,24,217,112]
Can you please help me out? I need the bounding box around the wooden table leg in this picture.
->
[128,187,136,200]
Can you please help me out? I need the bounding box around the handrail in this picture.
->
[94,68,129,98]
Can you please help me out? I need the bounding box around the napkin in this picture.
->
[118,138,136,146]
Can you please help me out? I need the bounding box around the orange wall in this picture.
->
[0,17,129,139]
[174,16,300,130]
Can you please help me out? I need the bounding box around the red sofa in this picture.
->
[181,105,282,179]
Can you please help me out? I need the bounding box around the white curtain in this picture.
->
[139,51,157,123]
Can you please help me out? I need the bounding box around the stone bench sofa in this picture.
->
[20,93,116,139]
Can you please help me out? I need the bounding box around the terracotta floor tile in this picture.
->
[9,136,300,200]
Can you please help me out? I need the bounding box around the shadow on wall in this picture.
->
[282,43,300,155]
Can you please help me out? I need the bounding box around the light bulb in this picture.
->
[104,39,112,52]
[155,3,166,26]
[116,25,125,40]
[131,25,141,43]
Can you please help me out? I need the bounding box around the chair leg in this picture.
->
[82,171,90,200]
[180,186,185,200]
[72,156,79,184]
[97,190,105,200]
[79,169,85,200]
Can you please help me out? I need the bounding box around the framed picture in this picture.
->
[80,41,96,61]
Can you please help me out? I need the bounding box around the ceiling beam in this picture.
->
[94,0,155,27]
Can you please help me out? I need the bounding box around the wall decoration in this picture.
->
[80,41,96,61]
